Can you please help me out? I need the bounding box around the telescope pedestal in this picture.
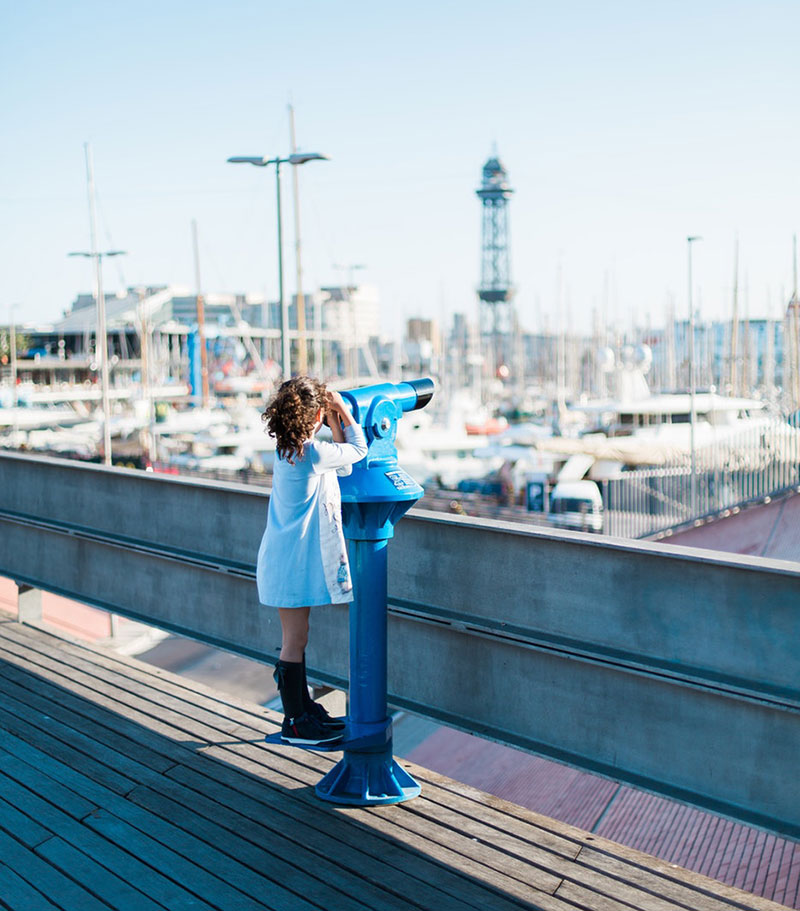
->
[315,534,421,806]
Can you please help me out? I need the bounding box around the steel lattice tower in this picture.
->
[476,154,514,376]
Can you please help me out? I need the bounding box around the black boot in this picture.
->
[273,660,341,746]
[274,660,304,718]
[302,653,346,733]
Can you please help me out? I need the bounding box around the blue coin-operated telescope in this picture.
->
[314,377,434,806]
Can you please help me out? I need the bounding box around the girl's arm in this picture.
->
[326,393,346,444]
[312,391,367,474]
[327,390,358,430]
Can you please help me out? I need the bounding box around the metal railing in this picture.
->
[603,417,800,538]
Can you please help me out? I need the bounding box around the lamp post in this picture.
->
[227,152,329,378]
[687,235,702,515]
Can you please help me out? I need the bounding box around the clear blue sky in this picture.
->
[2,0,798,339]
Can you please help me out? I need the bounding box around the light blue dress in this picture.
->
[256,424,368,608]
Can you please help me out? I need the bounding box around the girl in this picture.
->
[257,376,367,745]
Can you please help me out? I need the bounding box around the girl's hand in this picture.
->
[326,390,357,427]
[326,390,347,414]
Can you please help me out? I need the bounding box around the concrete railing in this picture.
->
[1,450,799,837]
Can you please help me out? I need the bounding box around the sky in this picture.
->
[2,0,799,341]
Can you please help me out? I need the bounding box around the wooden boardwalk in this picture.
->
[0,615,791,911]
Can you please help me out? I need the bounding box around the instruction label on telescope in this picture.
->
[384,469,416,490]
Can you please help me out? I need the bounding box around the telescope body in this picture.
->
[315,378,434,806]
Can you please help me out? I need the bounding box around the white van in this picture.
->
[547,480,604,533]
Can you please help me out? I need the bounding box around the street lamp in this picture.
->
[687,235,702,515]
[68,248,127,466]
[227,151,330,378]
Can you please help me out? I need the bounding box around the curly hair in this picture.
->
[262,376,328,463]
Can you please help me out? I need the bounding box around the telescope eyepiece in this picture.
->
[408,377,435,411]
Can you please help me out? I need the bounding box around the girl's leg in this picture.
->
[275,606,310,720]
[278,606,309,662]
[273,607,342,743]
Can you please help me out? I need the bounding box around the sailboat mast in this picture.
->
[191,219,210,408]
[729,235,739,396]
[84,143,112,467]
[288,104,308,374]
[792,234,800,406]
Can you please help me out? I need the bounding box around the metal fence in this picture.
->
[603,417,800,538]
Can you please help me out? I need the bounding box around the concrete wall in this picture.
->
[1,451,799,836]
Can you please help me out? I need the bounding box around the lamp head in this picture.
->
[227,156,268,166]
[288,152,330,165]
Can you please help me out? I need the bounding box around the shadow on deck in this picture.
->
[0,614,790,911]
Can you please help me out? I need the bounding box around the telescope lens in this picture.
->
[408,377,435,410]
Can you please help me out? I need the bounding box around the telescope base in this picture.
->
[315,748,421,806]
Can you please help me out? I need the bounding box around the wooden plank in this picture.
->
[126,778,427,911]
[17,636,744,911]
[197,743,576,911]
[206,726,794,911]
[576,846,795,911]
[401,764,795,911]
[555,879,650,911]
[1,719,338,911]
[398,761,590,856]
[0,697,140,797]
[0,623,257,739]
[390,774,778,911]
[0,635,232,745]
[0,749,216,911]
[0,641,213,757]
[203,737,561,894]
[0,862,61,911]
[0,792,52,848]
[164,759,540,911]
[0,656,462,902]
[0,830,110,911]
[1,628,572,908]
[34,837,165,911]
[127,785,378,911]
[5,708,542,911]
[0,661,175,773]
[83,808,298,911]
[248,744,698,911]
[400,782,587,883]
[1,620,789,911]
[0,671,174,785]
[0,747,99,821]
[1,644,524,911]
[5,619,272,729]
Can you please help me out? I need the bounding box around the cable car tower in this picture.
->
[476,153,515,379]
